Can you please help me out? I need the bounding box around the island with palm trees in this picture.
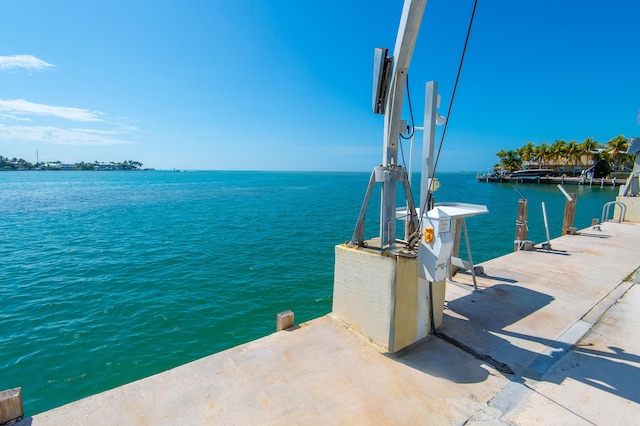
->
[477,135,634,185]
[0,156,149,171]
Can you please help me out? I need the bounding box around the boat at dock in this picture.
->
[510,168,554,178]
[477,169,626,186]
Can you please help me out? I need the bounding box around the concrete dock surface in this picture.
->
[26,221,640,425]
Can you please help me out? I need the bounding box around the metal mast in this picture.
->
[379,0,427,251]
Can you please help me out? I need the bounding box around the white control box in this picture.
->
[418,207,454,282]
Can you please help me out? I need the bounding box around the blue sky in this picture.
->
[1,0,638,172]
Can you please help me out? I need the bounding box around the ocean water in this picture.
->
[0,171,619,415]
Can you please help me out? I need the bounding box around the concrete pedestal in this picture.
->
[332,244,445,353]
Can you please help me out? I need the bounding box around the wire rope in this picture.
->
[400,73,415,140]
[416,0,480,236]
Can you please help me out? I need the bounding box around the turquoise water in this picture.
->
[0,171,619,415]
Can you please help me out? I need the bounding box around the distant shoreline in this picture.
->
[0,169,155,171]
[0,156,151,171]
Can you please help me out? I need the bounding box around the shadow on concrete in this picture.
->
[495,330,640,405]
[390,337,495,384]
[453,270,518,284]
[563,345,640,404]
[451,284,550,321]
[576,232,612,239]
[394,282,640,406]
[392,284,552,384]
[533,248,571,256]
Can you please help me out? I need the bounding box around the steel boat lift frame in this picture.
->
[349,0,487,253]
[334,0,488,353]
[348,0,425,253]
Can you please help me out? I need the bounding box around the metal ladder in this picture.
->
[601,201,626,224]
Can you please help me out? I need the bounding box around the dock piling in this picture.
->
[562,193,578,235]
[0,387,23,425]
[514,198,529,251]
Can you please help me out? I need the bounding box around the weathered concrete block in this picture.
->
[333,244,435,353]
[0,387,23,424]
[333,245,396,350]
[276,310,294,331]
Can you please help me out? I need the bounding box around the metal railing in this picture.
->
[601,201,626,224]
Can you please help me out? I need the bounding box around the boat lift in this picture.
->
[348,0,487,256]
[334,0,488,353]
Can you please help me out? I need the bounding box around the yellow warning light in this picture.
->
[423,227,434,243]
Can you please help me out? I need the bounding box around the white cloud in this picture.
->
[0,99,138,147]
[0,112,31,121]
[0,99,103,122]
[0,55,55,71]
[0,124,133,146]
[68,128,122,135]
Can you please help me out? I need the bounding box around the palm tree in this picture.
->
[565,140,581,168]
[535,143,550,168]
[580,137,600,167]
[500,150,522,172]
[549,140,566,166]
[606,135,628,171]
[494,149,508,172]
[517,142,536,167]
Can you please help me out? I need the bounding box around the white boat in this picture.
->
[510,168,553,177]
